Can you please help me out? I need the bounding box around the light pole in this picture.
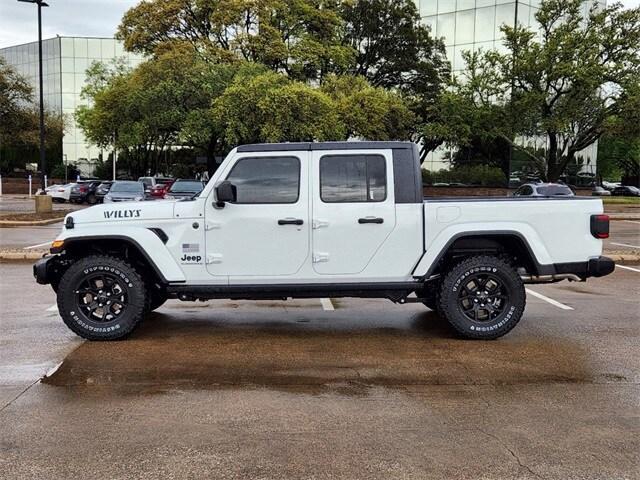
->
[18,0,49,194]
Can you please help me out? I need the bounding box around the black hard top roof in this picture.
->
[237,141,415,153]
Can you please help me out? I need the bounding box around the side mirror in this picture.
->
[214,181,237,208]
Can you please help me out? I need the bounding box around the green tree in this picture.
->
[340,0,449,96]
[213,70,345,146]
[423,0,640,181]
[117,0,354,82]
[320,74,415,140]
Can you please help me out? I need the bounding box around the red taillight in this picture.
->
[591,214,609,239]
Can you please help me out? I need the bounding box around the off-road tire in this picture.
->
[56,255,146,340]
[438,255,525,340]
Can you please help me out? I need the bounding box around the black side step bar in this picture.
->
[167,282,421,302]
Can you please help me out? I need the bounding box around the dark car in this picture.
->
[612,185,640,197]
[103,181,145,203]
[163,179,205,200]
[95,181,114,203]
[513,183,575,198]
[69,180,103,204]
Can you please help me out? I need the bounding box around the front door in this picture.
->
[205,152,309,277]
[311,150,396,275]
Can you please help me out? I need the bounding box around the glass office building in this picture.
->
[417,0,605,179]
[0,37,144,174]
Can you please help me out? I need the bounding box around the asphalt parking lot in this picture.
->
[1,261,638,479]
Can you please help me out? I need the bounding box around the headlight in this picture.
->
[164,194,174,200]
[104,195,112,202]
[134,196,143,201]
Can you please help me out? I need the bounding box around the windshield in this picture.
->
[110,182,143,193]
[170,181,203,193]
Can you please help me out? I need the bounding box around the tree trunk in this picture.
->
[546,133,558,182]
[206,136,218,176]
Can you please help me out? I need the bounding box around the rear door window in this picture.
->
[320,155,387,203]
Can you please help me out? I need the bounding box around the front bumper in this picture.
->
[33,256,55,285]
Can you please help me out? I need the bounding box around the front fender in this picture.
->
[54,226,186,283]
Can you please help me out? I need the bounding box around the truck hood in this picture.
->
[66,200,176,225]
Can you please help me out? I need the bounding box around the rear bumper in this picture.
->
[587,256,616,278]
[552,256,615,279]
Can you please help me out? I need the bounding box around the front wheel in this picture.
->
[56,255,146,340]
[438,255,526,340]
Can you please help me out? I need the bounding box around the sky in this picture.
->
[1,0,639,49]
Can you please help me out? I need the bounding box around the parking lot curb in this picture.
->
[609,216,640,221]
[0,217,65,227]
[0,250,46,263]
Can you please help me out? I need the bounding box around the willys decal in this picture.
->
[104,209,142,219]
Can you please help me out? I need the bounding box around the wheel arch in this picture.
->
[54,234,185,285]
[415,231,552,279]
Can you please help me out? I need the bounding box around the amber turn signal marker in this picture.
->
[51,240,65,249]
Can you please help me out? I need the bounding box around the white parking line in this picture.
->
[46,304,58,312]
[616,264,640,273]
[611,242,640,249]
[24,241,52,250]
[623,220,640,225]
[320,298,335,311]
[525,288,574,311]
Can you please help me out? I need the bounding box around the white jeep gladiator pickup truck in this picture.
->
[34,141,615,341]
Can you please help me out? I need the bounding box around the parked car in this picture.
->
[602,181,621,191]
[45,183,74,203]
[138,177,174,198]
[95,181,114,203]
[513,183,575,197]
[103,181,145,203]
[592,186,611,197]
[35,141,614,342]
[612,185,640,197]
[149,179,174,199]
[163,179,205,200]
[69,180,102,204]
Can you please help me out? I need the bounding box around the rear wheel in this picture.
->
[86,194,97,205]
[438,255,525,340]
[56,255,146,340]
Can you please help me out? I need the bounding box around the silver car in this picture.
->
[103,181,145,203]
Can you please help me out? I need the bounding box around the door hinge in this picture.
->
[313,252,330,263]
[205,221,221,231]
[312,219,330,229]
[206,254,223,264]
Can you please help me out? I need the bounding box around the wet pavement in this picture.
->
[1,263,639,479]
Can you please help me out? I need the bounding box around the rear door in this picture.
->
[311,150,396,275]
